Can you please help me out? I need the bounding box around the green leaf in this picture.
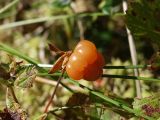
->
[14,66,37,88]
[133,92,160,119]
[126,0,160,48]
[100,0,112,14]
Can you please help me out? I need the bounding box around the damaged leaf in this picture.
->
[14,66,36,88]
[48,43,65,55]
[49,53,67,74]
[133,93,160,119]
[6,89,28,120]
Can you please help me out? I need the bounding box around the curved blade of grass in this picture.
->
[0,43,38,65]
[66,78,154,120]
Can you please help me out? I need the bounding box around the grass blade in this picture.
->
[0,12,106,30]
[67,78,154,120]
[0,43,38,65]
[0,0,19,14]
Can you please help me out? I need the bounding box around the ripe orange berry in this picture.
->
[74,40,97,64]
[83,61,103,81]
[66,63,84,80]
[83,52,104,81]
[66,40,105,81]
[75,40,96,51]
[67,52,87,72]
[97,52,105,68]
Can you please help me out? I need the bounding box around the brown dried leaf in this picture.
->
[64,93,91,120]
[48,43,64,55]
[49,53,67,74]
[66,93,90,106]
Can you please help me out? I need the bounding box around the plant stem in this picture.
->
[9,87,19,103]
[122,0,142,98]
[37,72,160,82]
[35,76,57,86]
[50,105,104,113]
[43,69,65,115]
[35,77,82,91]
[37,72,64,76]
[102,74,160,82]
[103,65,150,69]
[26,63,150,69]
[0,0,19,14]
[77,19,85,40]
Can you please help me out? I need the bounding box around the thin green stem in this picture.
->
[43,70,65,114]
[26,64,150,69]
[9,87,19,103]
[0,0,19,14]
[103,65,150,69]
[50,105,104,113]
[66,78,154,120]
[0,12,106,30]
[37,73,74,93]
[37,73,67,77]
[37,73,160,82]
[50,106,81,113]
[102,74,160,82]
